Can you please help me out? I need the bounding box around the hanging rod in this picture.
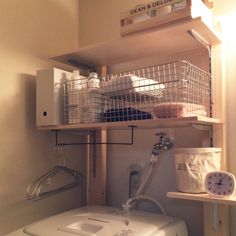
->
[54,125,137,146]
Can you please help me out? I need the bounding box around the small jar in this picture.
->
[72,69,80,79]
[88,72,100,90]
[67,69,82,124]
[71,69,85,90]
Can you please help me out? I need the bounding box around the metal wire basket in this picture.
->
[63,60,211,124]
[64,77,104,124]
[102,60,211,122]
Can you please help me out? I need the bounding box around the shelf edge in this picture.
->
[37,116,222,131]
[167,191,236,205]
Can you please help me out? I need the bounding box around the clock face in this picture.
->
[205,171,236,197]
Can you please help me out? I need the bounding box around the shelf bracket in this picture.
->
[191,124,212,131]
[54,125,137,146]
[187,29,211,55]
[188,29,214,122]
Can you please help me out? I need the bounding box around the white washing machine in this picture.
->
[6,205,188,236]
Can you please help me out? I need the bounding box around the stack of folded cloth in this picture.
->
[102,74,165,97]
[103,108,152,122]
[153,102,207,118]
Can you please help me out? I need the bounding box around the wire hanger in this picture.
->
[26,146,82,201]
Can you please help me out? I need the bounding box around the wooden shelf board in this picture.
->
[37,116,221,131]
[167,191,236,205]
[51,17,221,69]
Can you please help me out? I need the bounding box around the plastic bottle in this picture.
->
[67,70,82,124]
[88,72,100,90]
[71,70,81,89]
[82,72,102,123]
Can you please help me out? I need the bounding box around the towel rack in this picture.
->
[54,125,137,146]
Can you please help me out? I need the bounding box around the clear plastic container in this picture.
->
[81,73,103,123]
[67,70,83,124]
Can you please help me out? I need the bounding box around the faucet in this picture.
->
[149,132,174,166]
[122,132,173,213]
[152,132,174,156]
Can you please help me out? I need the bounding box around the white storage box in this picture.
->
[36,68,72,126]
[174,148,221,193]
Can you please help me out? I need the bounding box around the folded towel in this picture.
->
[102,74,165,97]
[153,102,207,118]
[104,108,152,122]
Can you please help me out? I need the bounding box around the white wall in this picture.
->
[0,1,85,234]
[79,0,151,46]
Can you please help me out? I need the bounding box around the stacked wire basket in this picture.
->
[64,60,211,124]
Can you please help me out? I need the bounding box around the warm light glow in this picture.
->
[219,13,236,43]
[191,0,212,27]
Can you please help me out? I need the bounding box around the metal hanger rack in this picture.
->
[54,125,137,146]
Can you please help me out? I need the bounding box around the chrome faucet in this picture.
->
[152,132,174,156]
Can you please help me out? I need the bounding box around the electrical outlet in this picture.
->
[129,164,142,198]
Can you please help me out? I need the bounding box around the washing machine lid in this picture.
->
[23,206,173,236]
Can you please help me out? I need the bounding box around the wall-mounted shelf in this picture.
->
[45,13,227,236]
[167,191,236,206]
[51,17,221,69]
[37,116,221,131]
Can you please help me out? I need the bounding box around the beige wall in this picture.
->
[0,0,85,234]
[79,0,151,46]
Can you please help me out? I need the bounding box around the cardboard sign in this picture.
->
[120,0,187,27]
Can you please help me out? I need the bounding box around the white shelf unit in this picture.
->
[46,17,229,236]
[51,17,220,68]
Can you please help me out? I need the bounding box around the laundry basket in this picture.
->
[174,148,221,193]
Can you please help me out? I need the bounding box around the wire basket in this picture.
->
[102,60,211,122]
[63,60,211,124]
[64,78,104,124]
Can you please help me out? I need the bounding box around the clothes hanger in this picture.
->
[26,146,81,201]
[33,166,81,200]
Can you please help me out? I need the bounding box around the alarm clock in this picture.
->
[205,171,236,197]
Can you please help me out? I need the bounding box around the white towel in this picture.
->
[102,74,165,97]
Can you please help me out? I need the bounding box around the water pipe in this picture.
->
[122,132,174,214]
[135,132,173,196]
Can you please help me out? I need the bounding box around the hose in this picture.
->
[135,154,159,196]
[122,194,167,215]
[123,134,173,216]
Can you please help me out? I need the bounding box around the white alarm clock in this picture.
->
[205,171,236,197]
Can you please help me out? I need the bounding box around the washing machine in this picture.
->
[6,205,188,236]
